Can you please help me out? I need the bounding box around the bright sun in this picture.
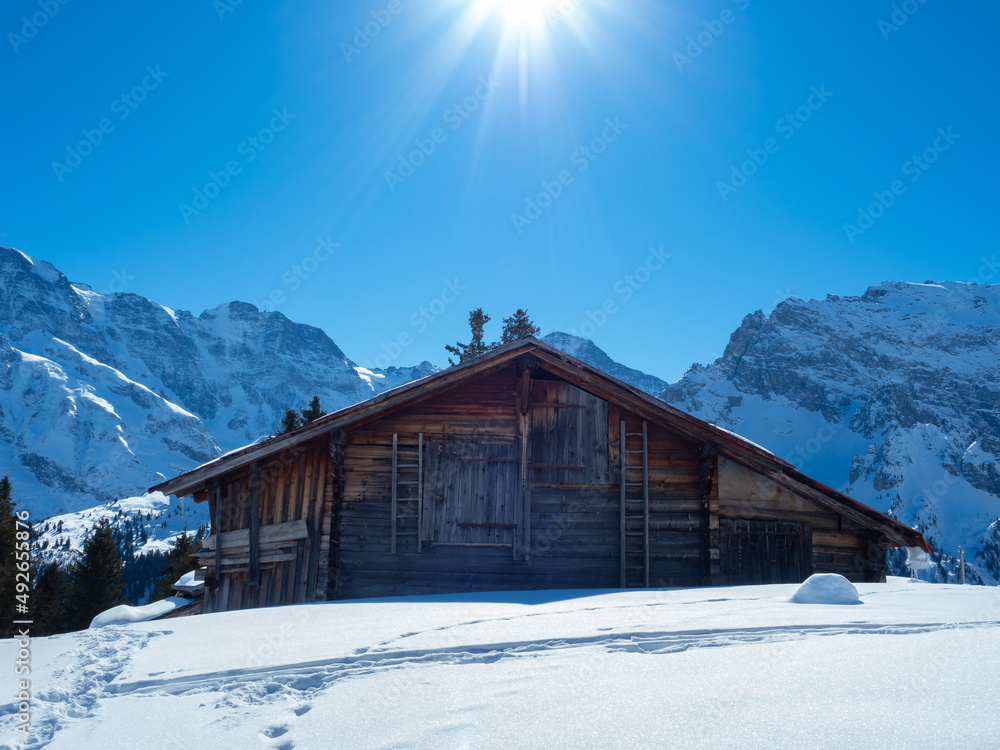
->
[475,0,550,34]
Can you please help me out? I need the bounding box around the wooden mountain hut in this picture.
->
[151,338,931,613]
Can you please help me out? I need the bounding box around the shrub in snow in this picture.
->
[790,574,862,605]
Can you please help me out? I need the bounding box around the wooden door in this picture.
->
[719,519,813,585]
[421,441,518,547]
[529,380,609,485]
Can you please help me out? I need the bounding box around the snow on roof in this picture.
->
[189,434,271,472]
[90,596,195,628]
[709,423,776,456]
[172,570,204,594]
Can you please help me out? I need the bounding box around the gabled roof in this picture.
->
[150,337,931,552]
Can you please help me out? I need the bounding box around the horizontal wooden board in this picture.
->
[203,520,309,551]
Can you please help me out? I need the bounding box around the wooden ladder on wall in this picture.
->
[391,433,423,553]
[620,421,649,588]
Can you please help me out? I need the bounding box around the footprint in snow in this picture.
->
[261,724,289,738]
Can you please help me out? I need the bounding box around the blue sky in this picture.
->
[3,0,997,381]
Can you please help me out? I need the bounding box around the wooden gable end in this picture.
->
[332,362,711,598]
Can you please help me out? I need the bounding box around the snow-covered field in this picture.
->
[3,578,999,749]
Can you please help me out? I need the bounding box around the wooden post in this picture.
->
[959,546,966,584]
[213,482,223,580]
[619,419,626,589]
[391,433,398,554]
[642,421,649,589]
[523,419,532,563]
[417,432,424,553]
[515,407,529,562]
[249,464,259,585]
[698,442,718,585]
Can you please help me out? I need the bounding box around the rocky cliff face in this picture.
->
[660,281,1000,582]
[0,247,436,516]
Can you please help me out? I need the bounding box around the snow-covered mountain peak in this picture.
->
[661,280,1000,581]
[542,331,668,396]
[0,248,440,517]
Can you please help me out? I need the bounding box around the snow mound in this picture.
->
[89,596,194,628]
[790,574,862,605]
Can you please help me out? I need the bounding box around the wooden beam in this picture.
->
[202,519,309,551]
[699,442,717,584]
[213,482,222,597]
[619,419,626,589]
[520,368,533,416]
[417,432,424,554]
[391,433,398,554]
[249,463,259,584]
[643,421,649,589]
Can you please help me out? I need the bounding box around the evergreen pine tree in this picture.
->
[0,476,19,637]
[499,308,541,344]
[299,396,327,425]
[446,308,492,365]
[65,518,125,631]
[151,529,197,601]
[32,561,69,636]
[280,407,302,434]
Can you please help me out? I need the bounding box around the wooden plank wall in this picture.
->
[716,457,886,583]
[201,437,334,613]
[334,367,708,599]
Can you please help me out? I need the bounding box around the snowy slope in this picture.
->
[660,281,1000,582]
[2,580,998,748]
[0,246,437,518]
[31,492,210,563]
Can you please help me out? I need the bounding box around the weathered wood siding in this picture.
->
[333,367,709,599]
[199,437,336,613]
[717,457,886,583]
